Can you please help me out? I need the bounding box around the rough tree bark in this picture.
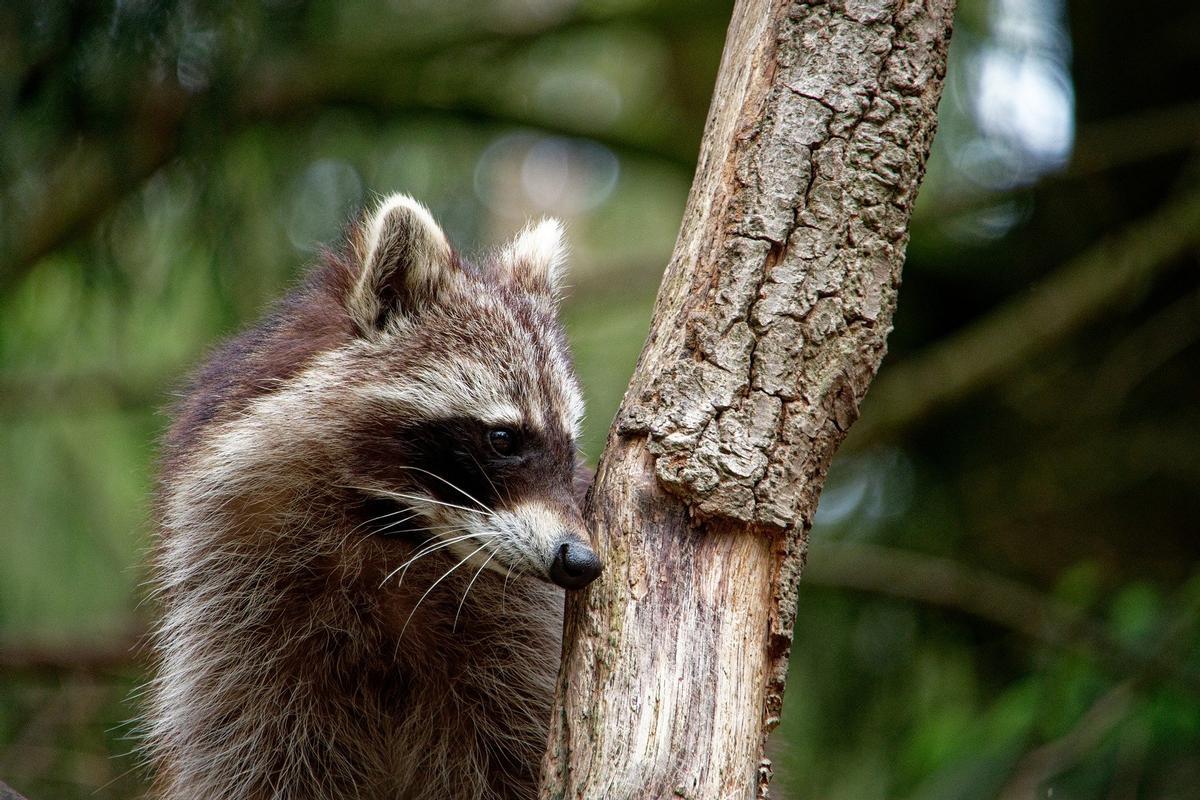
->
[539,1,955,797]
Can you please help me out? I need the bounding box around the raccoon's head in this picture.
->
[332,194,601,591]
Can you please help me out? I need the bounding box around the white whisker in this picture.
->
[454,550,497,631]
[376,489,487,517]
[392,465,491,513]
[400,542,491,641]
[379,531,490,588]
[370,511,424,537]
[344,508,423,549]
[466,450,512,509]
[338,484,487,517]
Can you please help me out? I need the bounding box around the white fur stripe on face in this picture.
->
[360,384,524,429]
[546,356,584,440]
[355,354,526,428]
[483,501,572,574]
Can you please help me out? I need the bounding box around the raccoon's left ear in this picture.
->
[497,218,568,299]
[345,194,456,334]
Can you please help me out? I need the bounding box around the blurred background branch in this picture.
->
[851,183,1200,449]
[0,632,140,678]
[806,542,1200,695]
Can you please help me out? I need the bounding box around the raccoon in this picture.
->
[145,195,601,799]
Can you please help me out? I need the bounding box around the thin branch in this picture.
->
[1080,284,1200,419]
[805,541,1200,695]
[0,370,168,416]
[0,633,141,677]
[1000,285,1200,427]
[995,682,1135,800]
[849,186,1200,449]
[914,101,1200,223]
[0,84,188,294]
[1070,101,1200,176]
[993,586,1200,799]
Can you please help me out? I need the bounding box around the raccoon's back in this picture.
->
[160,259,354,480]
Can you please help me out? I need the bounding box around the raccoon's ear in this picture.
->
[346,194,455,333]
[497,218,568,299]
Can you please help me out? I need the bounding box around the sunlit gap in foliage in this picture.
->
[929,0,1076,242]
[963,0,1075,190]
[474,132,620,221]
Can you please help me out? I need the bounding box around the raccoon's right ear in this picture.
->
[345,194,455,334]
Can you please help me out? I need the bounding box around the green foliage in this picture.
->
[2,0,1199,797]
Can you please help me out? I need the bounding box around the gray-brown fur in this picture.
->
[146,195,593,799]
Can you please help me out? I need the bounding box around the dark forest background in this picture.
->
[1,0,1198,797]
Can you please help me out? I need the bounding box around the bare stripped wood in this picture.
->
[540,0,955,797]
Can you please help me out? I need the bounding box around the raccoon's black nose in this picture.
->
[549,540,602,590]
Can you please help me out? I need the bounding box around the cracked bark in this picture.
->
[539,1,954,798]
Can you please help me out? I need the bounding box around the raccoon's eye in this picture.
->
[487,428,520,456]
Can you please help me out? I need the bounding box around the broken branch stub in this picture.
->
[617,0,955,530]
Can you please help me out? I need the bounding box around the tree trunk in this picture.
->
[539,0,955,797]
